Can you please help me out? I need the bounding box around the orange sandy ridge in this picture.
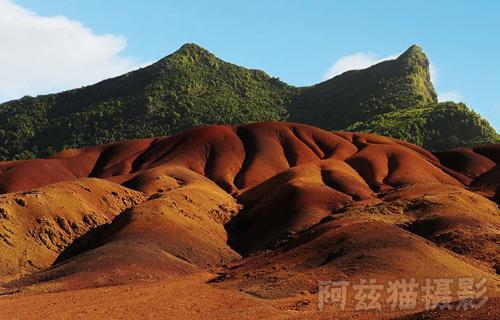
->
[0,122,498,319]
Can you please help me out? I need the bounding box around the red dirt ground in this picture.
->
[0,122,498,319]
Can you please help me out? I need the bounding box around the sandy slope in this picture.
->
[0,122,498,319]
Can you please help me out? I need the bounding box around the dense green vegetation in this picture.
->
[289,45,497,149]
[288,45,437,129]
[0,43,497,160]
[0,44,296,160]
[347,102,499,150]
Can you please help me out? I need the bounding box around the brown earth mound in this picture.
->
[0,122,498,319]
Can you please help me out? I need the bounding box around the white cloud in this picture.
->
[438,90,462,102]
[429,62,437,84]
[322,52,398,80]
[0,0,147,102]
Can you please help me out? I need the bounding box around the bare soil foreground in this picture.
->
[0,122,498,319]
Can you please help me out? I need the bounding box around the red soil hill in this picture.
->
[0,122,498,319]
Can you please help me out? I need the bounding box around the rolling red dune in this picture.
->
[0,122,498,319]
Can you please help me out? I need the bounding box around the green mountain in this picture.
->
[0,44,295,160]
[288,45,498,149]
[347,102,499,150]
[288,45,438,129]
[0,43,497,160]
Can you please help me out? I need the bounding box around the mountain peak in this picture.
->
[172,42,212,57]
[153,43,216,68]
[289,44,438,131]
[394,44,437,104]
[397,44,429,66]
[404,44,424,55]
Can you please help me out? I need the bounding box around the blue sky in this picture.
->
[2,0,499,128]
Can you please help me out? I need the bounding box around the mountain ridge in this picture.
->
[288,44,437,130]
[0,43,497,160]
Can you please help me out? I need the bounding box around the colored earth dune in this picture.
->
[0,122,498,319]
